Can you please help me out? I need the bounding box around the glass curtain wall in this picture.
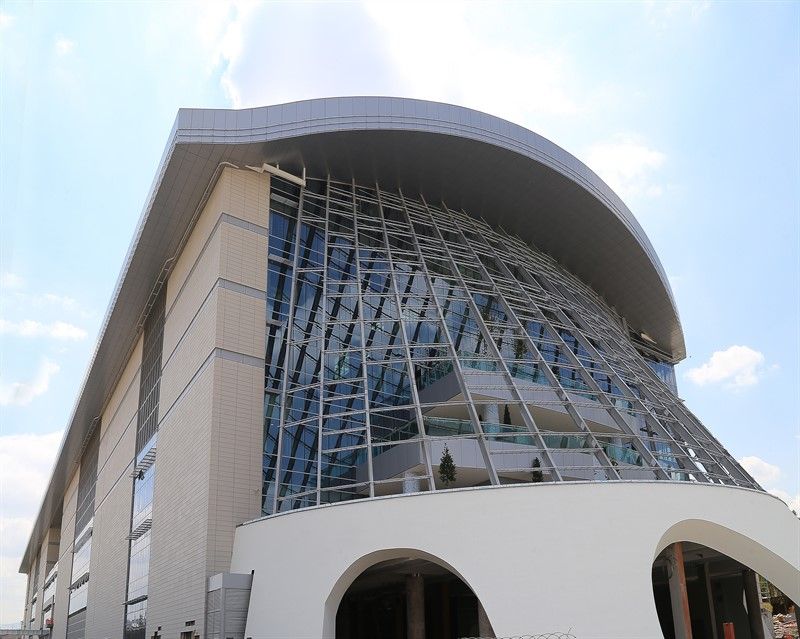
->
[66,425,99,638]
[261,177,759,516]
[123,290,165,639]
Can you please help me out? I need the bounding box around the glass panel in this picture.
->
[260,176,754,511]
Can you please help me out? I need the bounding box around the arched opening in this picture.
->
[335,557,495,639]
[652,541,798,639]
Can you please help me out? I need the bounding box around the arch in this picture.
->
[323,547,491,638]
[655,518,799,603]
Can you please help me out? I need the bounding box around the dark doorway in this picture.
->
[652,541,793,639]
[336,558,493,639]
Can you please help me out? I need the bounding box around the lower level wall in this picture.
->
[230,482,800,639]
[50,475,78,639]
[85,472,134,638]
[49,540,72,639]
[147,361,215,639]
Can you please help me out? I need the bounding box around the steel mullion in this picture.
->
[527,306,669,479]
[397,191,500,486]
[525,262,708,481]
[429,202,564,482]
[501,244,697,452]
[349,180,376,498]
[619,346,755,486]
[516,249,717,483]
[272,181,306,514]
[589,332,726,482]
[441,212,621,480]
[314,181,332,504]
[653,393,756,487]
[374,184,436,491]
[482,248,670,480]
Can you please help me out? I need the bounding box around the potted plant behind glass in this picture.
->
[531,457,544,483]
[439,445,457,487]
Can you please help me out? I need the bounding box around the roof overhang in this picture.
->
[20,96,684,570]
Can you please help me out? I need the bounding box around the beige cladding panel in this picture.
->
[165,166,230,312]
[50,471,79,639]
[99,335,142,454]
[214,166,270,229]
[86,388,136,637]
[85,474,134,638]
[35,528,60,594]
[77,333,141,636]
[94,409,137,512]
[146,166,269,636]
[161,262,267,415]
[165,166,268,318]
[219,221,268,292]
[159,287,219,415]
[50,546,72,639]
[44,527,60,565]
[216,287,267,359]
[163,226,222,359]
[206,357,264,576]
[161,166,269,417]
[95,339,140,505]
[147,362,214,639]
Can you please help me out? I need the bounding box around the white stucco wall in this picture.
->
[230,481,799,639]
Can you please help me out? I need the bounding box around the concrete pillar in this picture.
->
[702,563,719,639]
[406,574,424,639]
[478,601,495,638]
[483,404,500,425]
[743,569,765,639]
[667,542,693,639]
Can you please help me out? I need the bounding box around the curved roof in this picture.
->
[20,96,684,570]
[174,96,683,357]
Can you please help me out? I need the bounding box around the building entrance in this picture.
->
[336,558,494,639]
[652,541,796,639]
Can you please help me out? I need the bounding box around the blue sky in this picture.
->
[1,0,798,624]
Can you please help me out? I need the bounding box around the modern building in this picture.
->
[18,97,799,639]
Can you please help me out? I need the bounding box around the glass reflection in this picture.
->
[260,177,756,515]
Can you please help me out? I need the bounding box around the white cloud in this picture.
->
[738,455,798,517]
[0,272,24,289]
[0,431,62,624]
[194,0,259,108]
[739,455,781,486]
[0,11,13,29]
[0,318,87,341]
[0,360,60,407]
[203,1,581,126]
[583,138,666,201]
[54,37,75,56]
[686,345,766,388]
[38,293,93,318]
[645,1,711,28]
[1,273,91,317]
[0,431,62,522]
[363,1,579,122]
[42,293,78,308]
[3,289,94,320]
